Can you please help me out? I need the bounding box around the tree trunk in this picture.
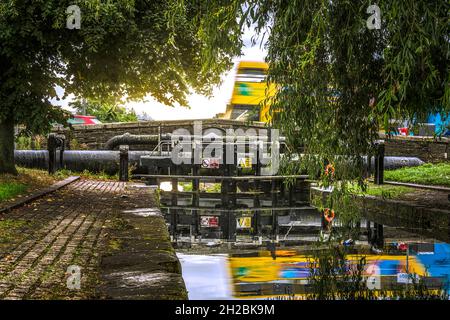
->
[0,115,17,175]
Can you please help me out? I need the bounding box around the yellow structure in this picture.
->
[219,61,276,123]
[228,251,428,299]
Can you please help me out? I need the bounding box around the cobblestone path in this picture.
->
[0,179,127,299]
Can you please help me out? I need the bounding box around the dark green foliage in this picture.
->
[0,0,243,173]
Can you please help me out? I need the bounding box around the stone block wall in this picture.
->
[383,135,449,162]
[51,119,267,150]
[47,120,449,162]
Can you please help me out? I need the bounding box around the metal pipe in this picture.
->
[14,150,425,175]
[14,150,156,175]
[104,133,164,150]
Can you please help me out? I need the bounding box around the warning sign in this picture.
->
[200,216,219,228]
[201,158,220,169]
[236,217,252,229]
[238,157,252,168]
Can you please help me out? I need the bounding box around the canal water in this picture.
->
[177,238,450,300]
[164,182,450,299]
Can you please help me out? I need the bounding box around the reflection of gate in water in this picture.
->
[151,137,316,241]
[159,173,313,241]
[141,136,386,244]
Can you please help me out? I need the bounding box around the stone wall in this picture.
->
[382,135,449,162]
[49,120,449,162]
[311,187,450,243]
[51,119,267,150]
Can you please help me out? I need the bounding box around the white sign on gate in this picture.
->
[201,158,220,169]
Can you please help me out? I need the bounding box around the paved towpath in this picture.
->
[0,179,186,300]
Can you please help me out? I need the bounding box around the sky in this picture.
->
[56,27,267,121]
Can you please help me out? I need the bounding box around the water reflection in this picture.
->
[177,254,233,300]
[178,242,450,300]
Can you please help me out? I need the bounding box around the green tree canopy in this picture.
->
[0,0,243,173]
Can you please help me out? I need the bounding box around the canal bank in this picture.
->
[99,183,187,300]
[310,185,450,243]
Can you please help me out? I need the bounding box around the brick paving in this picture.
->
[0,179,127,300]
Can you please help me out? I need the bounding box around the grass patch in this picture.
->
[55,169,119,181]
[384,163,450,187]
[350,183,415,199]
[0,183,27,201]
[0,167,59,203]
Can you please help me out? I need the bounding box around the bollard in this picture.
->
[48,137,57,175]
[119,145,129,182]
[47,133,65,174]
[374,140,385,185]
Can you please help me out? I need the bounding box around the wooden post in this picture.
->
[374,222,384,248]
[47,134,57,175]
[221,142,229,208]
[367,155,372,178]
[170,165,178,240]
[374,141,385,185]
[367,220,373,244]
[288,182,295,206]
[191,151,200,237]
[279,181,285,206]
[228,209,236,242]
[253,144,262,237]
[119,145,129,182]
[271,179,279,238]
[230,143,237,207]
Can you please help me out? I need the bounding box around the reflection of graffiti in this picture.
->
[228,247,449,298]
[279,262,311,279]
[234,267,249,278]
